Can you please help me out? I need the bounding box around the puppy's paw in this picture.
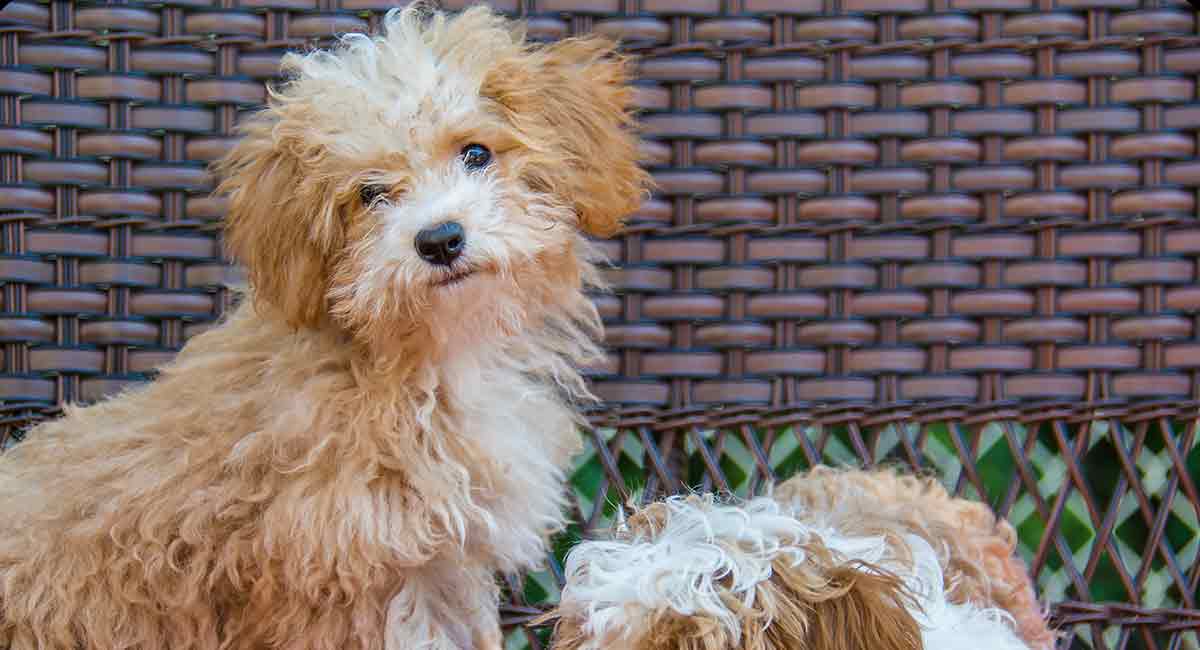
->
[471,624,503,650]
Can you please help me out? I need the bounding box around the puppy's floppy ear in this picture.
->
[543,556,924,650]
[628,553,924,650]
[769,555,923,650]
[214,112,341,329]
[485,34,651,238]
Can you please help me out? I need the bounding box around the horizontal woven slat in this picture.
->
[2,1,1200,406]
[2,1,1199,649]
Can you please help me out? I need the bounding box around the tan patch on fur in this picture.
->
[544,496,922,650]
[765,552,921,650]
[774,466,1056,650]
[628,548,922,650]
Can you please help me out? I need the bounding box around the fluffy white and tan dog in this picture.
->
[545,466,1055,650]
[0,5,647,650]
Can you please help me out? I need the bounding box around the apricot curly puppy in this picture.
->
[0,5,647,650]
[546,466,1053,650]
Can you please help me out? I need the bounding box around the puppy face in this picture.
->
[215,4,648,350]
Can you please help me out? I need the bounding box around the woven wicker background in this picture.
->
[1,0,1199,648]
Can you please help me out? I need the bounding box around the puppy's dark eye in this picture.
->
[460,144,492,171]
[360,184,388,205]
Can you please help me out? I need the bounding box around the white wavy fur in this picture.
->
[559,495,1031,650]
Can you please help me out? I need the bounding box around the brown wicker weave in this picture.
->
[2,0,1199,648]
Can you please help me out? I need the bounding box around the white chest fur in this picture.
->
[436,362,582,574]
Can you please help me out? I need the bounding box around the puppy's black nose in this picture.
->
[414,221,466,266]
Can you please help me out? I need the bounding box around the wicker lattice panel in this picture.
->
[502,403,1200,650]
[1,0,1199,649]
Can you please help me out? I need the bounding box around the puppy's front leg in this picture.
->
[455,561,503,650]
[468,585,503,650]
[473,628,503,650]
[385,577,470,650]
[385,558,501,650]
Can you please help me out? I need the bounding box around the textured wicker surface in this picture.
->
[1,0,1199,649]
